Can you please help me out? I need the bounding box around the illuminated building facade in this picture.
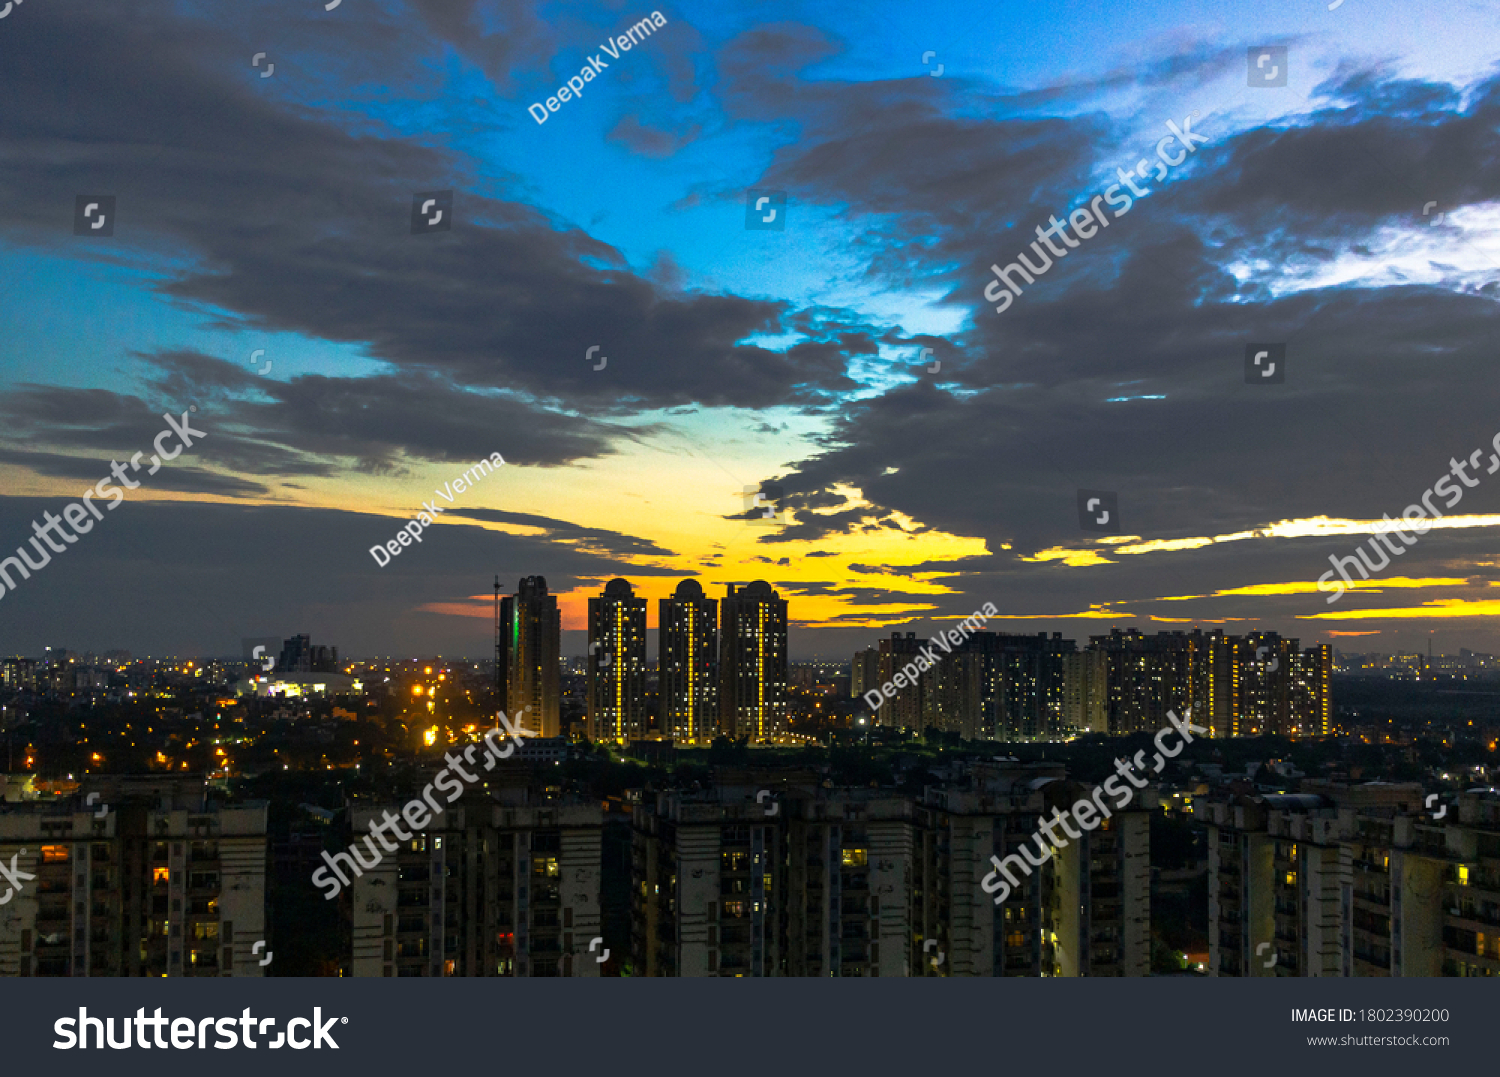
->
[0,782,267,977]
[919,649,983,740]
[875,632,927,730]
[850,647,880,701]
[631,784,788,977]
[1073,629,1332,740]
[1088,629,1197,735]
[0,658,38,690]
[718,582,788,744]
[907,633,1078,740]
[1289,644,1332,737]
[502,576,561,738]
[912,764,1152,977]
[784,790,913,976]
[349,785,602,977]
[631,764,1153,977]
[978,632,1074,739]
[1062,649,1107,733]
[660,580,717,743]
[1203,783,1500,977]
[586,579,648,744]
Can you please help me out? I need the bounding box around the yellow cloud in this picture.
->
[1219,577,1469,597]
[1114,514,1500,557]
[1112,537,1215,554]
[1301,598,1500,620]
[1021,547,1117,567]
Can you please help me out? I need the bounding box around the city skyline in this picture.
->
[10,611,1497,663]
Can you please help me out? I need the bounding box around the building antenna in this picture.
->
[504,579,510,720]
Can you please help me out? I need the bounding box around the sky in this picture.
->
[1,0,1499,660]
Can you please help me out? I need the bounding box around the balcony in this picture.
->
[1449,906,1500,931]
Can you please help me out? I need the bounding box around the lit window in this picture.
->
[533,856,559,878]
[1285,872,1296,886]
[41,845,68,863]
[153,866,169,884]
[1459,865,1470,887]
[842,848,868,868]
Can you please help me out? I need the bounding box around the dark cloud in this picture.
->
[710,49,1500,562]
[444,507,677,561]
[0,448,272,499]
[0,382,332,481]
[406,0,556,94]
[0,497,678,656]
[0,356,637,482]
[0,0,870,416]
